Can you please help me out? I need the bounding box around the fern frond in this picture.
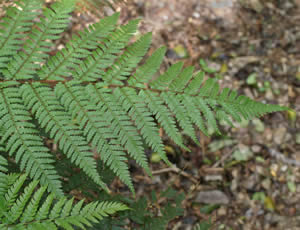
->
[0,0,42,69]
[0,155,7,173]
[161,92,199,143]
[169,66,195,92]
[139,90,188,151]
[0,173,128,229]
[150,62,184,90]
[180,94,208,136]
[103,32,152,84]
[6,180,39,223]
[2,0,75,80]
[197,98,220,134]
[127,46,166,87]
[0,83,62,196]
[0,155,8,197]
[114,87,170,165]
[55,82,134,192]
[0,0,289,198]
[20,83,108,192]
[39,13,120,81]
[87,84,152,176]
[73,19,139,81]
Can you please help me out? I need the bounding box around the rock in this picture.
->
[249,0,264,12]
[265,90,274,101]
[217,206,227,216]
[231,178,238,191]
[263,128,273,142]
[206,61,221,72]
[273,126,287,145]
[256,165,265,175]
[261,178,272,190]
[233,144,254,161]
[251,145,261,153]
[242,175,257,190]
[103,6,114,16]
[253,119,265,133]
[245,208,253,219]
[204,174,223,181]
[294,152,300,162]
[281,165,288,172]
[195,190,229,204]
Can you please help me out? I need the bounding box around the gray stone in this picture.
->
[204,175,223,181]
[195,190,229,204]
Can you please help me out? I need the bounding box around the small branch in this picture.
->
[152,166,199,184]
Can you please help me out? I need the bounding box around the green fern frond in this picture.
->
[2,0,75,80]
[150,62,184,90]
[161,91,199,144]
[0,0,42,69]
[114,87,171,165]
[0,173,128,230]
[127,46,166,87]
[0,155,8,196]
[0,0,289,198]
[0,155,7,173]
[55,81,134,192]
[20,83,108,192]
[39,12,120,81]
[103,32,152,84]
[139,90,188,151]
[0,84,63,196]
[73,19,139,81]
[87,84,151,176]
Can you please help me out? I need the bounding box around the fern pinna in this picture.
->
[0,156,127,230]
[0,0,288,197]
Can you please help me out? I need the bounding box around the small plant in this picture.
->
[0,0,289,228]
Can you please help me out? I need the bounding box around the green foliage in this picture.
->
[0,157,128,230]
[92,188,184,230]
[193,219,213,230]
[0,0,288,198]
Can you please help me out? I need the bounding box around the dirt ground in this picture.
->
[109,1,300,229]
[69,0,300,229]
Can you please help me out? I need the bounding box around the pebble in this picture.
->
[251,145,261,153]
[256,165,265,175]
[273,126,287,145]
[204,175,223,181]
[192,12,200,18]
[261,178,271,190]
[217,206,227,216]
[281,165,288,172]
[242,175,256,190]
[195,190,229,204]
[264,128,273,142]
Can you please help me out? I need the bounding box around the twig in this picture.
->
[213,150,233,167]
[152,166,199,184]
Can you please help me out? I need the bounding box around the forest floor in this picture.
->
[62,0,300,229]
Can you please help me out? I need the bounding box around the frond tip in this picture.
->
[0,173,128,230]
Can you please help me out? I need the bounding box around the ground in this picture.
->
[2,0,298,229]
[72,0,300,229]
